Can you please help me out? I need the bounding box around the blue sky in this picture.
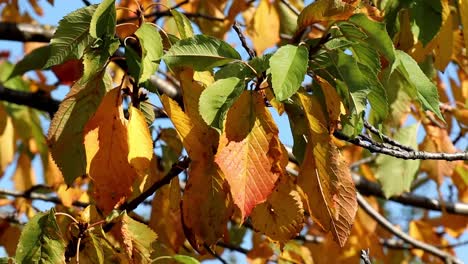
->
[0,0,467,263]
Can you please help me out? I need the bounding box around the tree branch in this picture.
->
[0,84,60,116]
[233,22,256,59]
[0,187,88,208]
[0,22,55,43]
[119,156,190,212]
[357,193,463,264]
[334,131,468,161]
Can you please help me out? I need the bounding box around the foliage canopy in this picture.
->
[0,0,468,263]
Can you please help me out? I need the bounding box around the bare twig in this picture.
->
[360,249,372,264]
[217,242,249,254]
[119,157,190,212]
[233,21,256,59]
[357,193,463,264]
[363,121,415,152]
[204,244,228,264]
[0,84,60,116]
[334,131,468,161]
[279,0,300,16]
[0,187,88,208]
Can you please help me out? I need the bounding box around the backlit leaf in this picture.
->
[460,0,468,54]
[296,92,357,247]
[268,44,308,101]
[8,46,50,78]
[0,108,15,176]
[127,106,154,177]
[44,5,96,68]
[163,35,241,71]
[375,124,420,197]
[297,0,357,31]
[15,209,66,264]
[111,212,157,263]
[409,0,442,46]
[199,77,244,131]
[215,91,287,219]
[134,23,163,84]
[247,0,280,55]
[84,88,143,212]
[395,50,444,120]
[90,0,116,39]
[48,72,111,185]
[250,176,304,242]
[171,9,194,39]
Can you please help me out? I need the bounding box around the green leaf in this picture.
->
[44,5,96,68]
[15,209,66,263]
[199,77,244,131]
[375,124,420,197]
[134,23,163,84]
[114,212,157,263]
[171,9,194,39]
[48,71,111,185]
[163,35,241,71]
[284,98,308,164]
[82,37,120,81]
[268,45,308,101]
[348,13,396,64]
[214,62,253,80]
[395,50,444,120]
[248,54,272,74]
[172,255,200,264]
[140,100,156,126]
[125,45,142,83]
[409,0,442,46]
[358,64,388,123]
[89,0,116,39]
[334,52,370,115]
[9,46,50,78]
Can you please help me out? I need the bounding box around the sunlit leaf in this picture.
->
[199,77,244,131]
[215,91,287,219]
[15,209,65,264]
[90,0,116,39]
[268,44,308,101]
[134,23,163,84]
[171,9,194,39]
[163,35,241,71]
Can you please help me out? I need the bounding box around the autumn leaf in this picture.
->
[250,176,304,242]
[296,92,357,247]
[297,0,358,31]
[84,88,153,213]
[247,0,280,55]
[215,91,287,220]
[0,107,15,176]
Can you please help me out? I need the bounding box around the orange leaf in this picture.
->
[215,91,287,220]
[296,92,357,247]
[13,153,36,192]
[84,88,153,213]
[297,0,358,31]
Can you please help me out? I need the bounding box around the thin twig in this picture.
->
[279,0,300,16]
[0,188,89,208]
[81,0,91,6]
[217,242,249,254]
[204,244,228,264]
[360,249,372,264]
[119,157,190,212]
[334,131,468,161]
[232,21,256,59]
[357,193,463,264]
[363,121,416,152]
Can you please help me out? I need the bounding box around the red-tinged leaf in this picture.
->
[297,0,358,31]
[296,92,357,247]
[160,71,232,250]
[215,91,288,220]
[51,59,83,85]
[250,176,305,242]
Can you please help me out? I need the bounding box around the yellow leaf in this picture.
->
[149,177,184,252]
[0,108,15,176]
[57,184,83,207]
[263,80,285,115]
[247,0,280,55]
[127,106,154,177]
[452,164,468,203]
[296,92,357,247]
[44,153,64,187]
[215,91,288,219]
[420,124,458,185]
[250,176,304,242]
[182,159,232,250]
[161,70,231,250]
[459,0,468,54]
[13,153,36,192]
[84,88,142,213]
[409,220,453,261]
[196,0,228,38]
[316,76,343,132]
[434,0,453,70]
[297,0,358,31]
